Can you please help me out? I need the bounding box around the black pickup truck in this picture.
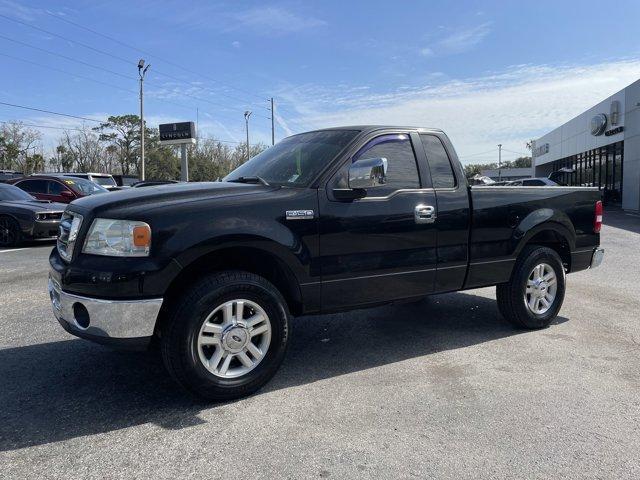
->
[48,126,604,400]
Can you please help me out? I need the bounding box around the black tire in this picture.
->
[0,215,21,248]
[161,270,291,401]
[496,245,566,330]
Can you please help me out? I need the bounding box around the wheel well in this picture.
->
[158,247,303,333]
[525,230,571,271]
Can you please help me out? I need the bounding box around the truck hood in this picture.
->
[69,181,279,214]
[1,199,66,212]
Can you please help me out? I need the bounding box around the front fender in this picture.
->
[174,232,312,282]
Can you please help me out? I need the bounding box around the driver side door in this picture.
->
[318,131,438,311]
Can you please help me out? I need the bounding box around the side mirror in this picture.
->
[60,190,74,199]
[331,157,388,202]
[349,157,387,189]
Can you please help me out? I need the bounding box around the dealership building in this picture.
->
[533,78,640,212]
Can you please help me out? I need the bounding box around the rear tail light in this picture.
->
[594,200,603,233]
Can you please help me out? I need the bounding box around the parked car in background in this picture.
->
[9,175,108,203]
[0,183,65,247]
[507,178,559,186]
[113,174,139,187]
[0,170,24,183]
[57,172,120,191]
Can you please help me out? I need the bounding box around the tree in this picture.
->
[463,162,497,178]
[0,121,42,173]
[511,156,532,168]
[93,115,149,175]
[59,127,103,172]
[48,145,75,172]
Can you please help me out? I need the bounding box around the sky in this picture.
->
[1,0,640,165]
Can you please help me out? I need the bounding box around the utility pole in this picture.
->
[180,144,189,182]
[244,110,252,161]
[138,59,150,181]
[498,144,502,182]
[270,97,275,146]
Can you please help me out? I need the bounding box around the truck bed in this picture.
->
[465,185,601,288]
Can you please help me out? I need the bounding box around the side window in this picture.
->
[352,134,420,194]
[48,181,66,195]
[420,134,455,189]
[17,179,47,194]
[523,179,544,186]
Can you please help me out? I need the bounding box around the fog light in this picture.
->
[73,302,90,329]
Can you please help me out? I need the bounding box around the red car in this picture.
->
[9,175,108,204]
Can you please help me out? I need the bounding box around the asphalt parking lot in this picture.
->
[0,209,639,479]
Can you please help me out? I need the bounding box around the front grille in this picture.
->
[36,211,63,221]
[57,211,83,262]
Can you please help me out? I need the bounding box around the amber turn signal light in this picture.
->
[132,225,151,247]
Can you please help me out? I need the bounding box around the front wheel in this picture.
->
[496,245,566,329]
[0,216,21,248]
[161,271,291,401]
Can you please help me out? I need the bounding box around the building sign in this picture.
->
[590,114,607,136]
[605,126,624,136]
[532,143,549,157]
[159,122,196,145]
[610,101,621,125]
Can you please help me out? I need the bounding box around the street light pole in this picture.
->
[498,144,502,182]
[270,97,275,146]
[244,110,252,162]
[138,59,150,181]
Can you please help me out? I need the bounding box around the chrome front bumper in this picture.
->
[48,276,163,341]
[590,247,605,269]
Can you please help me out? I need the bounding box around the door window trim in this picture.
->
[418,133,459,191]
[326,130,427,201]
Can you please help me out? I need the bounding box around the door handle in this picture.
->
[414,204,436,224]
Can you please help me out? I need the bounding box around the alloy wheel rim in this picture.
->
[197,298,272,378]
[0,218,15,246]
[524,263,557,315]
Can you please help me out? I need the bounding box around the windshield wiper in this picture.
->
[227,176,270,186]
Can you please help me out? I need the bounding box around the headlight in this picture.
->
[83,218,151,257]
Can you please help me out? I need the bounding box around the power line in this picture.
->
[0,33,135,81]
[44,10,271,104]
[458,149,497,159]
[0,52,138,96]
[501,148,529,157]
[0,13,267,112]
[0,119,255,146]
[0,50,250,126]
[0,101,105,123]
[0,120,86,132]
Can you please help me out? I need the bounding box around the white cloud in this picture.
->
[273,107,293,136]
[421,22,492,57]
[274,59,640,164]
[0,0,40,21]
[419,47,434,57]
[232,40,241,48]
[439,22,492,53]
[231,7,326,35]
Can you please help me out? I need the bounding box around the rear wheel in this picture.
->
[161,270,291,401]
[0,216,21,248]
[497,245,566,329]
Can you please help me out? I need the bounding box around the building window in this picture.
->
[542,141,623,205]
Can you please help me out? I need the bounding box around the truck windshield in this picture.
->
[92,176,117,187]
[224,130,360,187]
[66,177,109,195]
[0,184,35,201]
